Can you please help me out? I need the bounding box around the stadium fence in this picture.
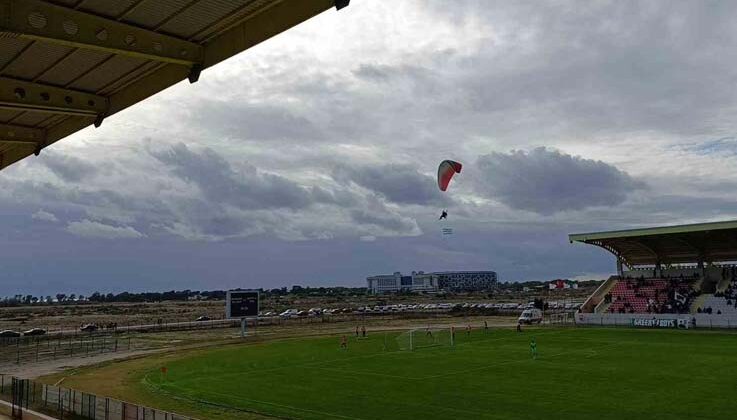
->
[0,332,136,367]
[0,373,194,420]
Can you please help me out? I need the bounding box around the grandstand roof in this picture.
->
[569,220,737,267]
[0,0,347,171]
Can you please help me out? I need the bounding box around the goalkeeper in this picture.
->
[530,337,538,360]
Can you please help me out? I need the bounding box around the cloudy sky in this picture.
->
[3,0,737,296]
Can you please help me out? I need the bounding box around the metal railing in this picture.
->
[0,374,194,420]
[0,332,135,366]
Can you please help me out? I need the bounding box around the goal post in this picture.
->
[395,327,454,351]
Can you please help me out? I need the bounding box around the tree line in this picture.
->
[0,280,601,307]
[0,286,368,307]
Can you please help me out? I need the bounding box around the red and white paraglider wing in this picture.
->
[437,160,462,191]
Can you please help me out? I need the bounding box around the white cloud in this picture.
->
[31,210,58,223]
[65,220,145,239]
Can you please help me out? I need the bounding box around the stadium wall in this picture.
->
[575,313,692,328]
[576,312,737,329]
[692,313,737,328]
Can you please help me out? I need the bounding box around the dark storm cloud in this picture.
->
[310,185,359,207]
[350,209,417,234]
[2,142,425,244]
[332,163,442,205]
[352,63,435,85]
[151,143,313,210]
[8,178,165,220]
[389,1,737,139]
[39,151,99,183]
[353,64,393,81]
[475,147,645,215]
[191,99,322,140]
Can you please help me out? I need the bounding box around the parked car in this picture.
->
[0,330,21,338]
[195,315,211,321]
[23,328,46,336]
[279,309,298,318]
[80,324,98,332]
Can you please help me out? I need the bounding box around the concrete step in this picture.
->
[691,294,711,314]
[596,301,612,314]
[716,277,731,293]
[692,275,705,292]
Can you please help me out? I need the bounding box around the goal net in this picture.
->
[395,327,453,351]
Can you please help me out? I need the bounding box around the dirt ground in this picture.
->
[0,300,226,333]
[8,315,521,381]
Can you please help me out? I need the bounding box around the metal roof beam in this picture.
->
[0,77,108,118]
[569,219,737,242]
[0,0,203,66]
[0,123,45,145]
[670,236,702,259]
[633,238,660,261]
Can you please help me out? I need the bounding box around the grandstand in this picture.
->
[569,220,737,328]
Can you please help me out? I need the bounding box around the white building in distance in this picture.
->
[366,272,439,294]
[366,271,497,294]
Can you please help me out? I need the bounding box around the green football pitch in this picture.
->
[140,327,737,420]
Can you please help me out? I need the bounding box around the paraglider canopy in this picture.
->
[437,160,462,191]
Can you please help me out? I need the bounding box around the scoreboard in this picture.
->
[226,290,259,319]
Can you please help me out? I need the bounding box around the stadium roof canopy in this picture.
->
[0,0,348,171]
[569,220,737,267]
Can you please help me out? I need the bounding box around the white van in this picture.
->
[518,308,543,324]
